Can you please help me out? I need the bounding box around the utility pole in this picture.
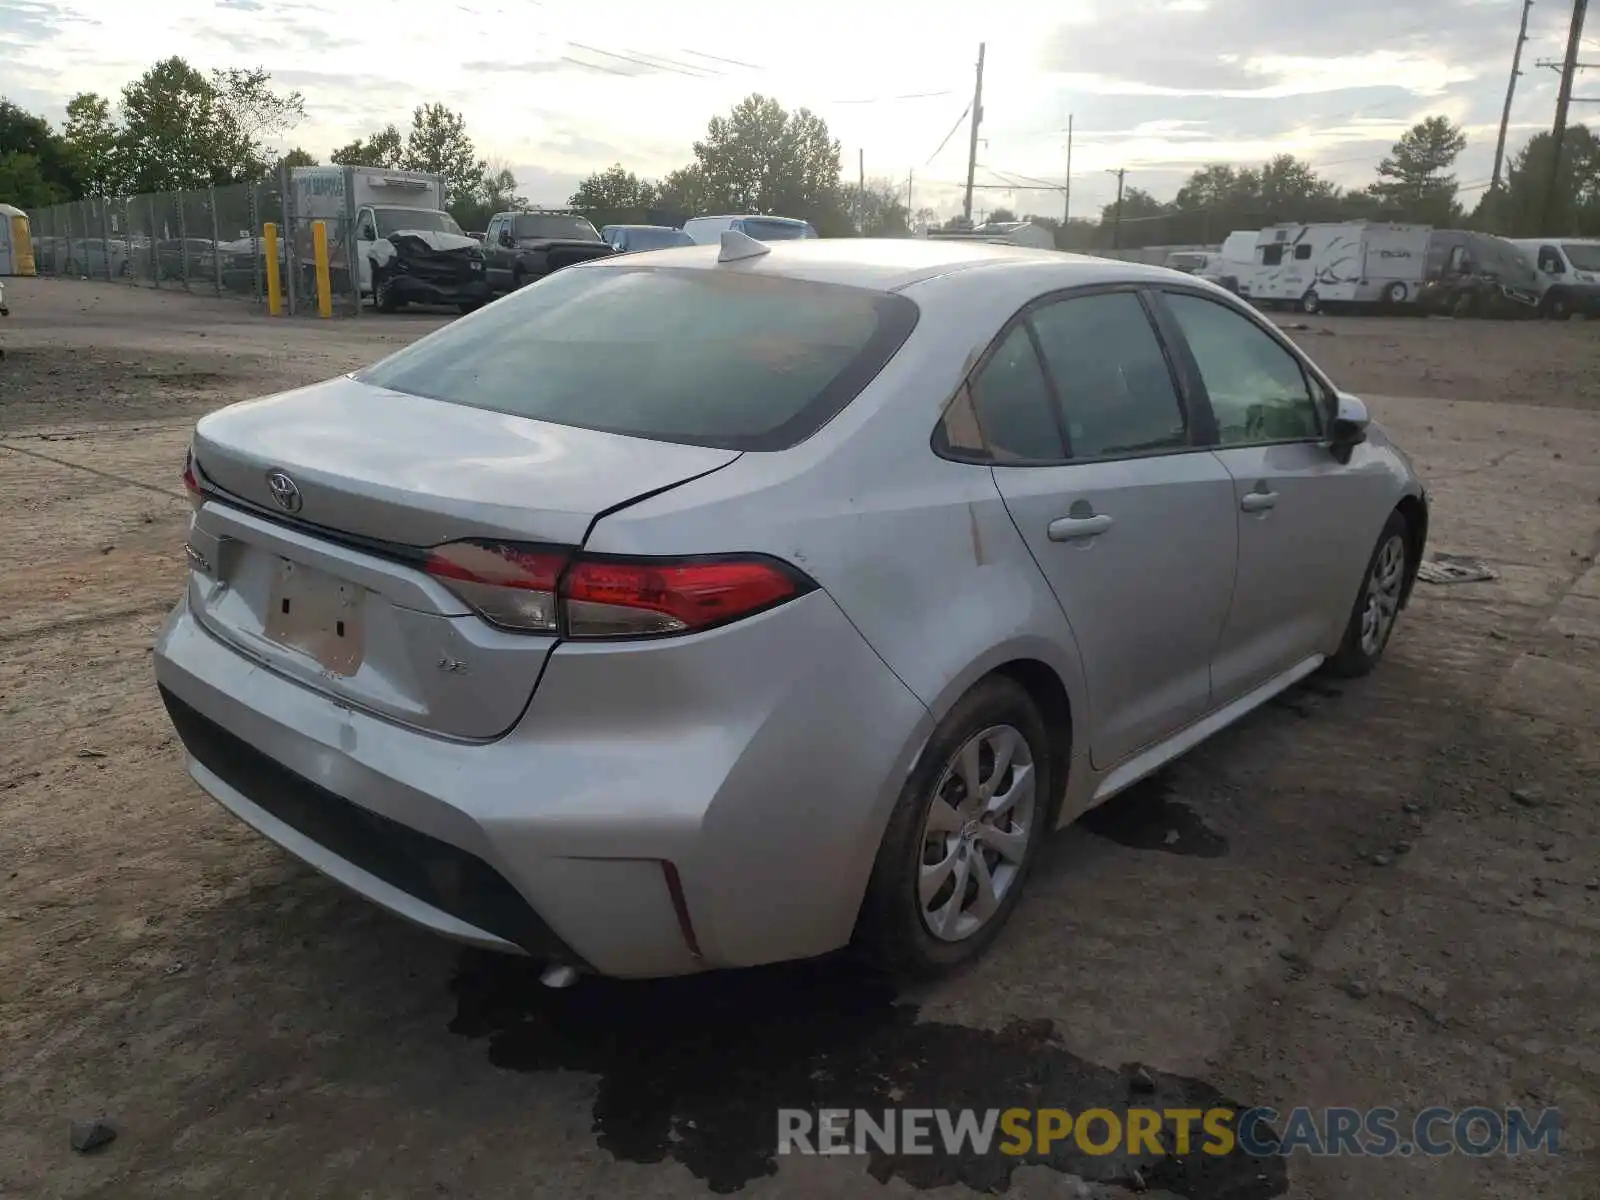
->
[906,169,914,229]
[1108,167,1126,249]
[1063,114,1074,225]
[1492,0,1535,195]
[1542,0,1590,232]
[963,42,986,222]
[858,148,866,235]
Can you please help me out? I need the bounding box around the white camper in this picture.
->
[1238,221,1430,313]
[1197,229,1257,292]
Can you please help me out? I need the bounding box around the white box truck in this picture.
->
[1238,221,1430,313]
[289,166,489,312]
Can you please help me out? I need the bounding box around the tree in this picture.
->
[986,206,1017,223]
[114,57,302,190]
[402,103,484,207]
[1370,116,1466,224]
[570,163,657,211]
[853,179,910,236]
[0,152,63,208]
[331,124,404,169]
[688,94,848,233]
[63,93,121,196]
[451,162,524,230]
[0,99,77,199]
[654,164,708,217]
[209,66,305,151]
[1475,125,1600,236]
[911,205,938,231]
[278,147,318,168]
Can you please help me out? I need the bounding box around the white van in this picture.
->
[682,215,818,244]
[1507,238,1600,319]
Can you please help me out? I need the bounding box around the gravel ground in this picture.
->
[2,277,1598,1200]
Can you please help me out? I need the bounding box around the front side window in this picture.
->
[967,324,1063,462]
[740,218,813,241]
[1562,242,1600,271]
[1027,291,1187,459]
[1539,246,1564,274]
[1164,292,1321,444]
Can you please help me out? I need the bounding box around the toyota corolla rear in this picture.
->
[153,257,932,978]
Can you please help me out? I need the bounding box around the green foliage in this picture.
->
[1473,125,1600,236]
[1368,116,1466,225]
[331,124,404,169]
[569,163,657,211]
[403,103,485,207]
[0,98,78,201]
[0,151,64,208]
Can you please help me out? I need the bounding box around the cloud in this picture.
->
[0,0,93,44]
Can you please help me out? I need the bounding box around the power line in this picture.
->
[926,105,971,164]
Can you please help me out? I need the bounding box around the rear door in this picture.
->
[977,287,1239,768]
[1155,288,1379,703]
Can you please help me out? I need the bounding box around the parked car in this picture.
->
[601,224,695,253]
[156,237,1427,985]
[483,209,616,293]
[1417,231,1541,318]
[681,214,818,243]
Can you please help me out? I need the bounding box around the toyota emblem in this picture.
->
[265,470,303,513]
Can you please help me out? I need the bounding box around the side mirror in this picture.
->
[1329,391,1369,459]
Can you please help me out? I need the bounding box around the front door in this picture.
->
[973,288,1240,768]
[355,207,377,294]
[1156,289,1381,702]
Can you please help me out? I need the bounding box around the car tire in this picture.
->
[1325,510,1411,678]
[511,266,527,289]
[858,675,1053,979]
[1300,289,1321,314]
[1544,290,1572,321]
[374,270,401,313]
[1383,282,1407,305]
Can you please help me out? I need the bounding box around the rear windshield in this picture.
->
[741,218,813,241]
[623,226,693,250]
[514,213,600,241]
[357,266,919,451]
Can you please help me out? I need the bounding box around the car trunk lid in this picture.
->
[186,375,739,738]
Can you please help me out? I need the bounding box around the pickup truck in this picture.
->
[482,210,617,294]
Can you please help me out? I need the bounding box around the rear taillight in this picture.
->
[423,540,811,638]
[182,448,202,509]
[424,541,566,633]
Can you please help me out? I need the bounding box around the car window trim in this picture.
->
[932,280,1212,468]
[1149,284,1333,447]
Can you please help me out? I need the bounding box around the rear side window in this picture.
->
[358,266,918,451]
[967,324,1064,462]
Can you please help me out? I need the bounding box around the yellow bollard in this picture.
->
[312,220,333,318]
[263,222,282,316]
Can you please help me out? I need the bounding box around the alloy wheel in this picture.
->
[918,724,1038,942]
[1360,534,1407,657]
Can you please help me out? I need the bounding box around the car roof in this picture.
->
[577,236,1187,292]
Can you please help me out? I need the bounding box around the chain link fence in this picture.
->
[26,172,360,316]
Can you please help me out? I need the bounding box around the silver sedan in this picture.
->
[154,234,1428,983]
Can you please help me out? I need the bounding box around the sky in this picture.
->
[1,0,1594,221]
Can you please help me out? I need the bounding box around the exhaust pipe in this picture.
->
[540,963,579,989]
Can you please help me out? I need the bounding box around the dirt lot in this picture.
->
[2,277,1598,1199]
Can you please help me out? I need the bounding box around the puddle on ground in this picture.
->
[1077,774,1230,858]
[450,954,1285,1196]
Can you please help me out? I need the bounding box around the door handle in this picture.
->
[1240,490,1279,512]
[1048,513,1114,541]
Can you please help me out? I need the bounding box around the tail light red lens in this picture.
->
[182,448,202,509]
[424,542,567,633]
[423,540,812,638]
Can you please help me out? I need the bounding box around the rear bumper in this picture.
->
[153,589,931,978]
